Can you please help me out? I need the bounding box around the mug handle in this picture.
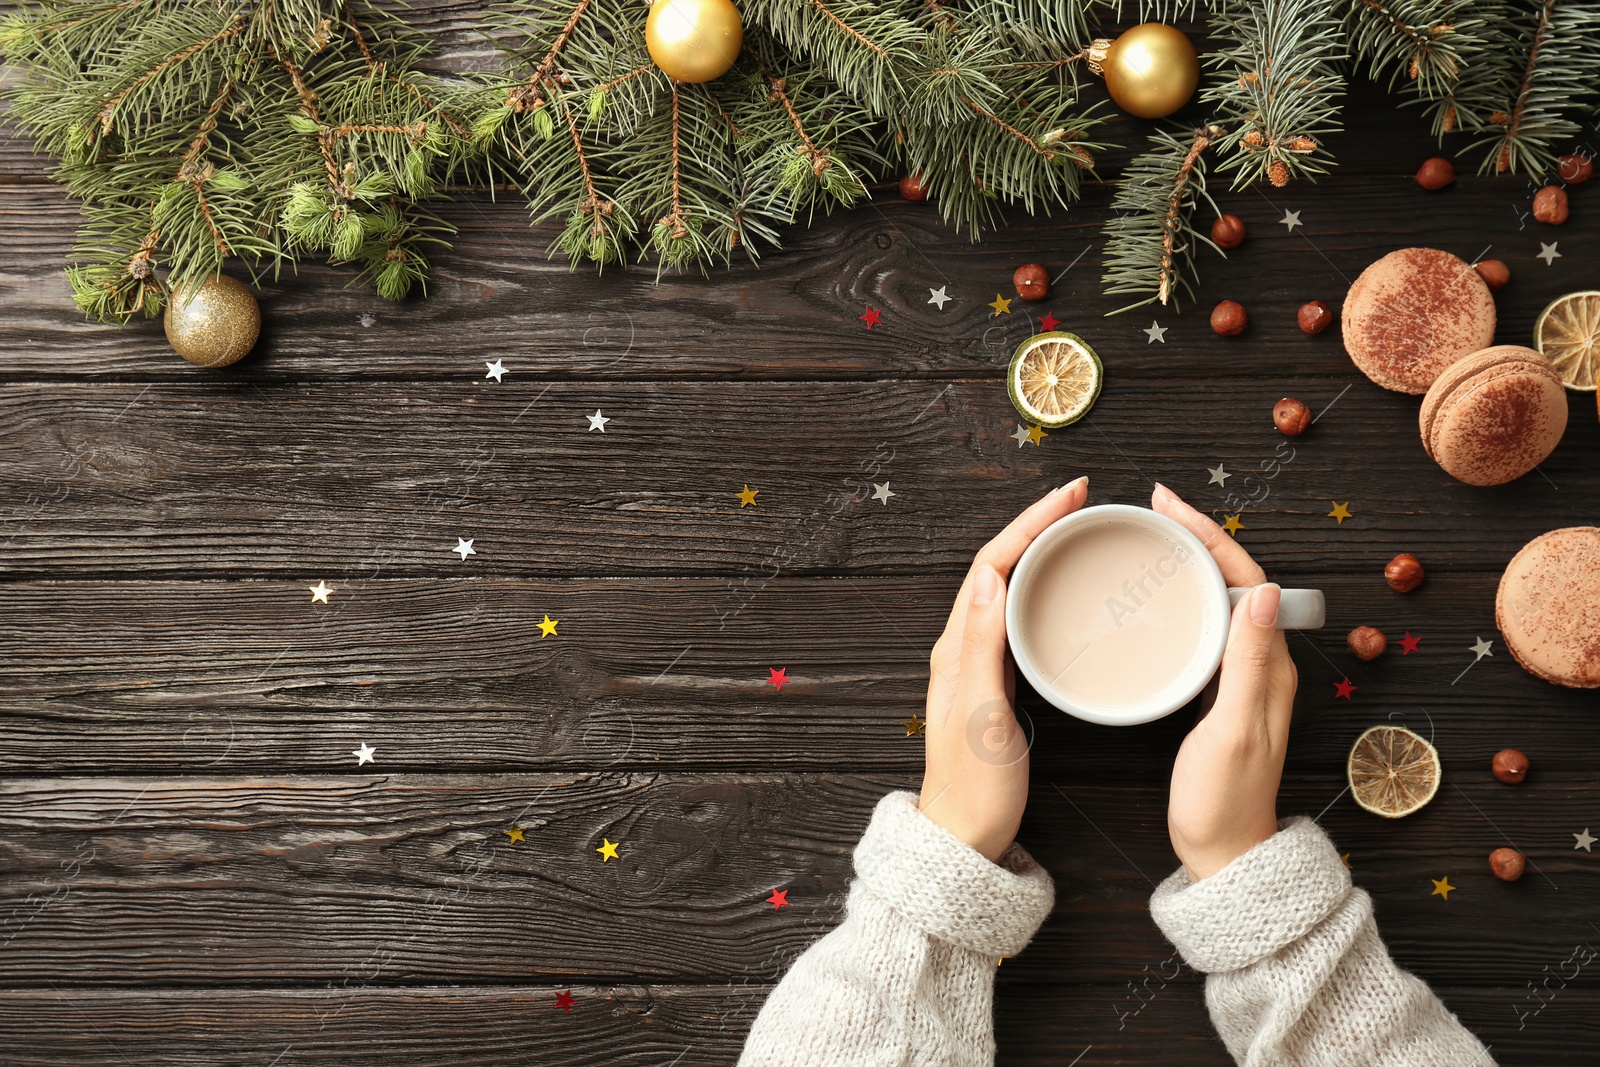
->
[1226,587,1325,629]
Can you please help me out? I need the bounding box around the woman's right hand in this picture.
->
[1152,483,1299,882]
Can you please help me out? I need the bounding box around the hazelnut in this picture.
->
[1347,625,1387,661]
[1384,553,1424,593]
[1297,300,1333,334]
[1273,397,1312,436]
[1211,214,1246,250]
[1492,748,1529,784]
[1474,259,1510,292]
[1533,185,1569,224]
[1211,300,1248,336]
[1489,847,1526,882]
[1558,153,1593,185]
[899,173,928,201]
[1013,263,1050,302]
[1416,157,1456,190]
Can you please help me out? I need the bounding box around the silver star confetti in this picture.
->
[1207,464,1231,486]
[1144,321,1168,343]
[1280,210,1302,232]
[927,286,952,310]
[872,482,895,504]
[452,537,476,561]
[484,360,507,382]
[352,742,376,766]
[587,410,610,432]
[1538,241,1562,265]
[1575,828,1596,852]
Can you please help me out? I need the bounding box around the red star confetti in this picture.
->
[554,989,574,1012]
[1039,311,1061,332]
[860,306,882,329]
[1333,677,1358,700]
[767,888,789,910]
[1399,631,1421,655]
[768,667,789,691]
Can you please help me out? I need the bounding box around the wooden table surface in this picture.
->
[3,8,1599,1065]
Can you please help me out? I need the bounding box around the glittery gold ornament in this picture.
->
[162,274,260,368]
[645,0,742,84]
[1087,24,1199,120]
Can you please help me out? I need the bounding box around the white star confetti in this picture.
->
[1575,828,1596,852]
[872,482,895,505]
[1207,464,1231,487]
[587,410,610,432]
[352,742,376,766]
[1280,210,1302,232]
[1144,321,1168,343]
[309,581,332,604]
[485,360,507,382]
[452,537,476,561]
[927,286,952,310]
[1538,241,1562,265]
[1010,423,1032,448]
[1451,637,1494,685]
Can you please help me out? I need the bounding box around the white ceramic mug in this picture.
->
[1006,504,1325,726]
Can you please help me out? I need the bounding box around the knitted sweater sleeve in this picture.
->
[738,790,1056,1067]
[1149,816,1495,1067]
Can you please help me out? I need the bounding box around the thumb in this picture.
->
[958,563,1010,701]
[1209,582,1281,721]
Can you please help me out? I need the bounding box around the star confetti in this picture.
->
[1328,502,1353,525]
[1399,632,1421,655]
[1340,853,1352,868]
[927,286,951,310]
[586,410,609,432]
[309,581,332,603]
[1430,876,1454,900]
[768,667,789,691]
[860,306,882,329]
[538,614,559,638]
[1039,311,1061,332]
[505,826,525,844]
[1025,424,1047,446]
[453,537,476,561]
[872,482,895,504]
[767,888,790,910]
[1221,514,1244,537]
[1452,638,1494,685]
[902,714,925,737]
[1280,209,1303,232]
[554,990,574,1012]
[485,359,507,382]
[596,838,620,862]
[988,293,1012,316]
[737,485,759,507]
[1144,321,1168,343]
[352,742,376,766]
[1333,677,1357,700]
[1575,828,1596,852]
[1538,241,1562,265]
[1207,464,1231,486]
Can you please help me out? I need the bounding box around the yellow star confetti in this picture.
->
[902,715,925,737]
[988,293,1012,316]
[1221,514,1244,537]
[1340,853,1352,868]
[737,485,759,507]
[505,826,525,844]
[1328,501,1353,524]
[997,957,1009,967]
[309,581,332,603]
[538,614,559,638]
[1430,875,1454,900]
[596,838,620,862]
[1026,424,1047,446]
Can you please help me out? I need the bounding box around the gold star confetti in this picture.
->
[988,293,1012,316]
[1340,853,1352,868]
[902,715,925,737]
[309,581,332,603]
[1221,514,1244,537]
[1025,424,1047,446]
[1430,875,1454,900]
[538,614,559,638]
[737,485,759,507]
[505,826,525,844]
[997,957,1009,966]
[1328,501,1353,524]
[596,838,620,862]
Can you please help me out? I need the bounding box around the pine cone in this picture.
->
[1268,160,1290,187]
[1409,56,1420,79]
[1289,136,1316,152]
[1441,106,1457,133]
[1243,130,1265,148]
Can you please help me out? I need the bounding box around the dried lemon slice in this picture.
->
[1348,724,1441,818]
[1007,331,1103,428]
[1533,290,1600,391]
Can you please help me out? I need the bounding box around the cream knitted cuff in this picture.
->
[853,790,1056,957]
[1148,815,1351,973]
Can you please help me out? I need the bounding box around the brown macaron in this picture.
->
[1496,527,1600,688]
[1419,345,1568,486]
[1343,248,1497,393]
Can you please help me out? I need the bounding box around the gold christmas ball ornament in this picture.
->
[1088,23,1199,119]
[162,274,260,368]
[645,0,743,84]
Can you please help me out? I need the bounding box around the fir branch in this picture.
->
[1100,125,1224,314]
[1345,0,1477,107]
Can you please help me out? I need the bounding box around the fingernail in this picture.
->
[973,563,1000,605]
[1052,476,1086,497]
[1250,582,1282,626]
[1153,482,1173,502]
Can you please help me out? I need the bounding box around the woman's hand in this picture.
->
[1152,482,1299,881]
[919,477,1090,862]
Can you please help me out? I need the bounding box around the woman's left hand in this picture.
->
[919,477,1090,861]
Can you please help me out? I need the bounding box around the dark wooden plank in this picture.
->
[2,378,1595,578]
[1,575,1596,773]
[1,168,1593,380]
[2,774,1596,986]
